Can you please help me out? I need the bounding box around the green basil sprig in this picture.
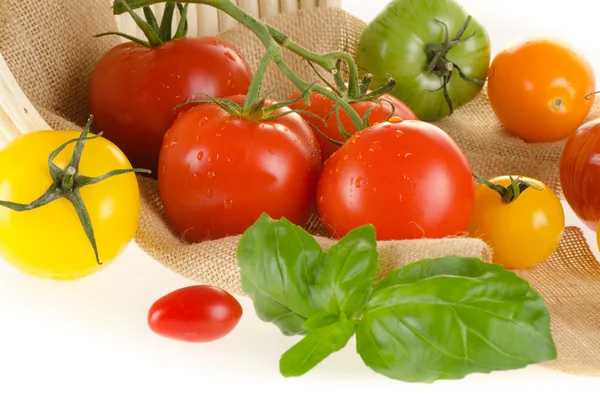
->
[237,214,557,383]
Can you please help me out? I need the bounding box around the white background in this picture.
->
[2,1,600,396]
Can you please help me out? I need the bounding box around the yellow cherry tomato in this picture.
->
[0,129,142,280]
[468,176,565,270]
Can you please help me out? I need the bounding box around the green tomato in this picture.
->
[356,0,491,121]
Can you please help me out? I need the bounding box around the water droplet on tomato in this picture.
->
[207,170,215,179]
[226,156,231,163]
[216,132,222,137]
[269,149,275,155]
[405,153,412,159]
[212,39,219,45]
[371,141,381,150]
[223,199,233,210]
[351,136,359,144]
[197,152,204,161]
[356,177,363,188]
[350,177,354,186]
[204,188,214,197]
[319,195,324,203]
[357,153,363,160]
[335,166,340,173]
[224,52,235,62]
[216,153,220,161]
[343,154,349,160]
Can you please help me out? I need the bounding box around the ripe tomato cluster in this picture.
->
[5,1,596,346]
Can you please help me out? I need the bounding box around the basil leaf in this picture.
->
[303,312,339,332]
[280,319,357,377]
[310,225,378,318]
[357,256,557,383]
[237,214,324,336]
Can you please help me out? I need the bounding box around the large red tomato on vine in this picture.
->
[88,5,253,175]
[317,120,475,240]
[288,89,418,162]
[158,95,321,242]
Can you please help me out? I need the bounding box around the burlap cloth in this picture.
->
[1,0,599,377]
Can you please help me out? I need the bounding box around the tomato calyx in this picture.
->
[425,16,486,115]
[302,64,401,145]
[99,1,189,48]
[179,87,329,126]
[474,174,542,204]
[0,116,150,264]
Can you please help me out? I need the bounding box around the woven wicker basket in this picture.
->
[115,0,341,38]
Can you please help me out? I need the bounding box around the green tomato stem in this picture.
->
[266,25,361,99]
[159,2,176,42]
[474,174,542,204]
[111,0,365,131]
[61,166,77,190]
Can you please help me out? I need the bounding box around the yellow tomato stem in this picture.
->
[474,173,542,204]
[0,186,62,212]
[61,166,77,190]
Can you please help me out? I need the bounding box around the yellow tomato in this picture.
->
[0,129,141,280]
[468,176,565,270]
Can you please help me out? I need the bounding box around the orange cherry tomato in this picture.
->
[487,39,595,143]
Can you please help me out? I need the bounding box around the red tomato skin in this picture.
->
[288,90,418,162]
[317,120,474,240]
[158,95,321,242]
[88,37,253,175]
[148,285,243,343]
[560,118,600,230]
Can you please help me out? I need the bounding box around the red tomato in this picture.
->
[158,95,321,242]
[88,37,253,175]
[317,120,475,240]
[148,285,243,343]
[560,118,600,230]
[288,90,418,162]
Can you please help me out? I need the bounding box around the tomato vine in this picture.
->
[111,0,394,132]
